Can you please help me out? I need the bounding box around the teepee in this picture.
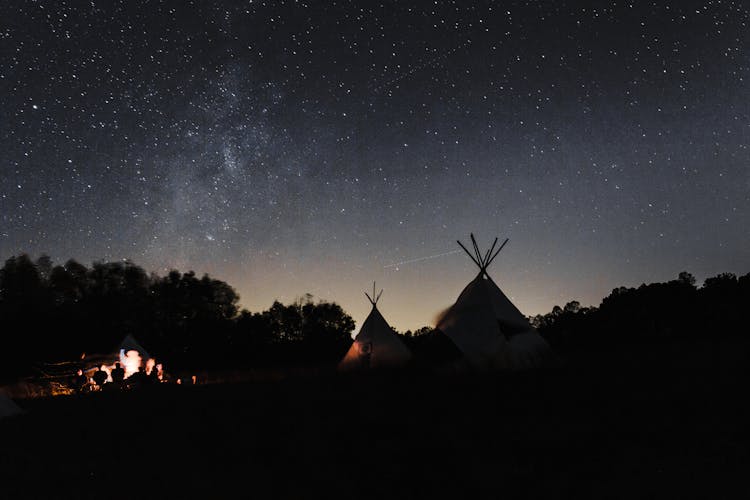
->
[436,234,551,369]
[339,284,412,370]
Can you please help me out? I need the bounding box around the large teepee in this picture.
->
[339,284,412,370]
[436,235,551,369]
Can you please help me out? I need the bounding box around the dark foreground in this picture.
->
[2,340,749,499]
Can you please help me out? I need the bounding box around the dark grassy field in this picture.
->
[2,339,749,499]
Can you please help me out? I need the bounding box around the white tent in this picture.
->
[436,235,551,370]
[0,392,23,419]
[339,284,412,370]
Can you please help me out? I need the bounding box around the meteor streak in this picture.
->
[384,250,461,269]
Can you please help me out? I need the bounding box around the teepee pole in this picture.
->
[365,282,383,306]
[457,240,482,268]
[483,237,498,267]
[470,233,483,267]
[486,238,509,268]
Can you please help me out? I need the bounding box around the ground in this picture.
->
[1,339,748,499]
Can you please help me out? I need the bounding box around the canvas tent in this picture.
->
[339,284,412,370]
[0,392,23,419]
[436,235,551,370]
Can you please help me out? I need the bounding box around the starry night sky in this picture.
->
[2,1,749,331]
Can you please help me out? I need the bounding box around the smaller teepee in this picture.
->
[339,284,412,370]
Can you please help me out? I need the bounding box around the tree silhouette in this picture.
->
[0,253,748,382]
[0,254,48,377]
[232,295,354,366]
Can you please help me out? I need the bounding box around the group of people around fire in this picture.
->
[73,362,161,393]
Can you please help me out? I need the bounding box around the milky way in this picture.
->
[2,1,749,330]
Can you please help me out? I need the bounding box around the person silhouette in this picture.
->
[111,362,125,386]
[92,366,108,389]
[74,369,88,393]
[128,366,146,388]
[147,365,160,385]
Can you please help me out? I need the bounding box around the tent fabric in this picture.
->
[118,334,150,360]
[339,306,412,370]
[507,331,551,368]
[0,393,23,419]
[437,272,551,369]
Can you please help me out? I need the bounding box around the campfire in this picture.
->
[83,349,164,387]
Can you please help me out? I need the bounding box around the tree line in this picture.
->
[1,253,748,381]
[0,254,354,381]
[530,271,750,354]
